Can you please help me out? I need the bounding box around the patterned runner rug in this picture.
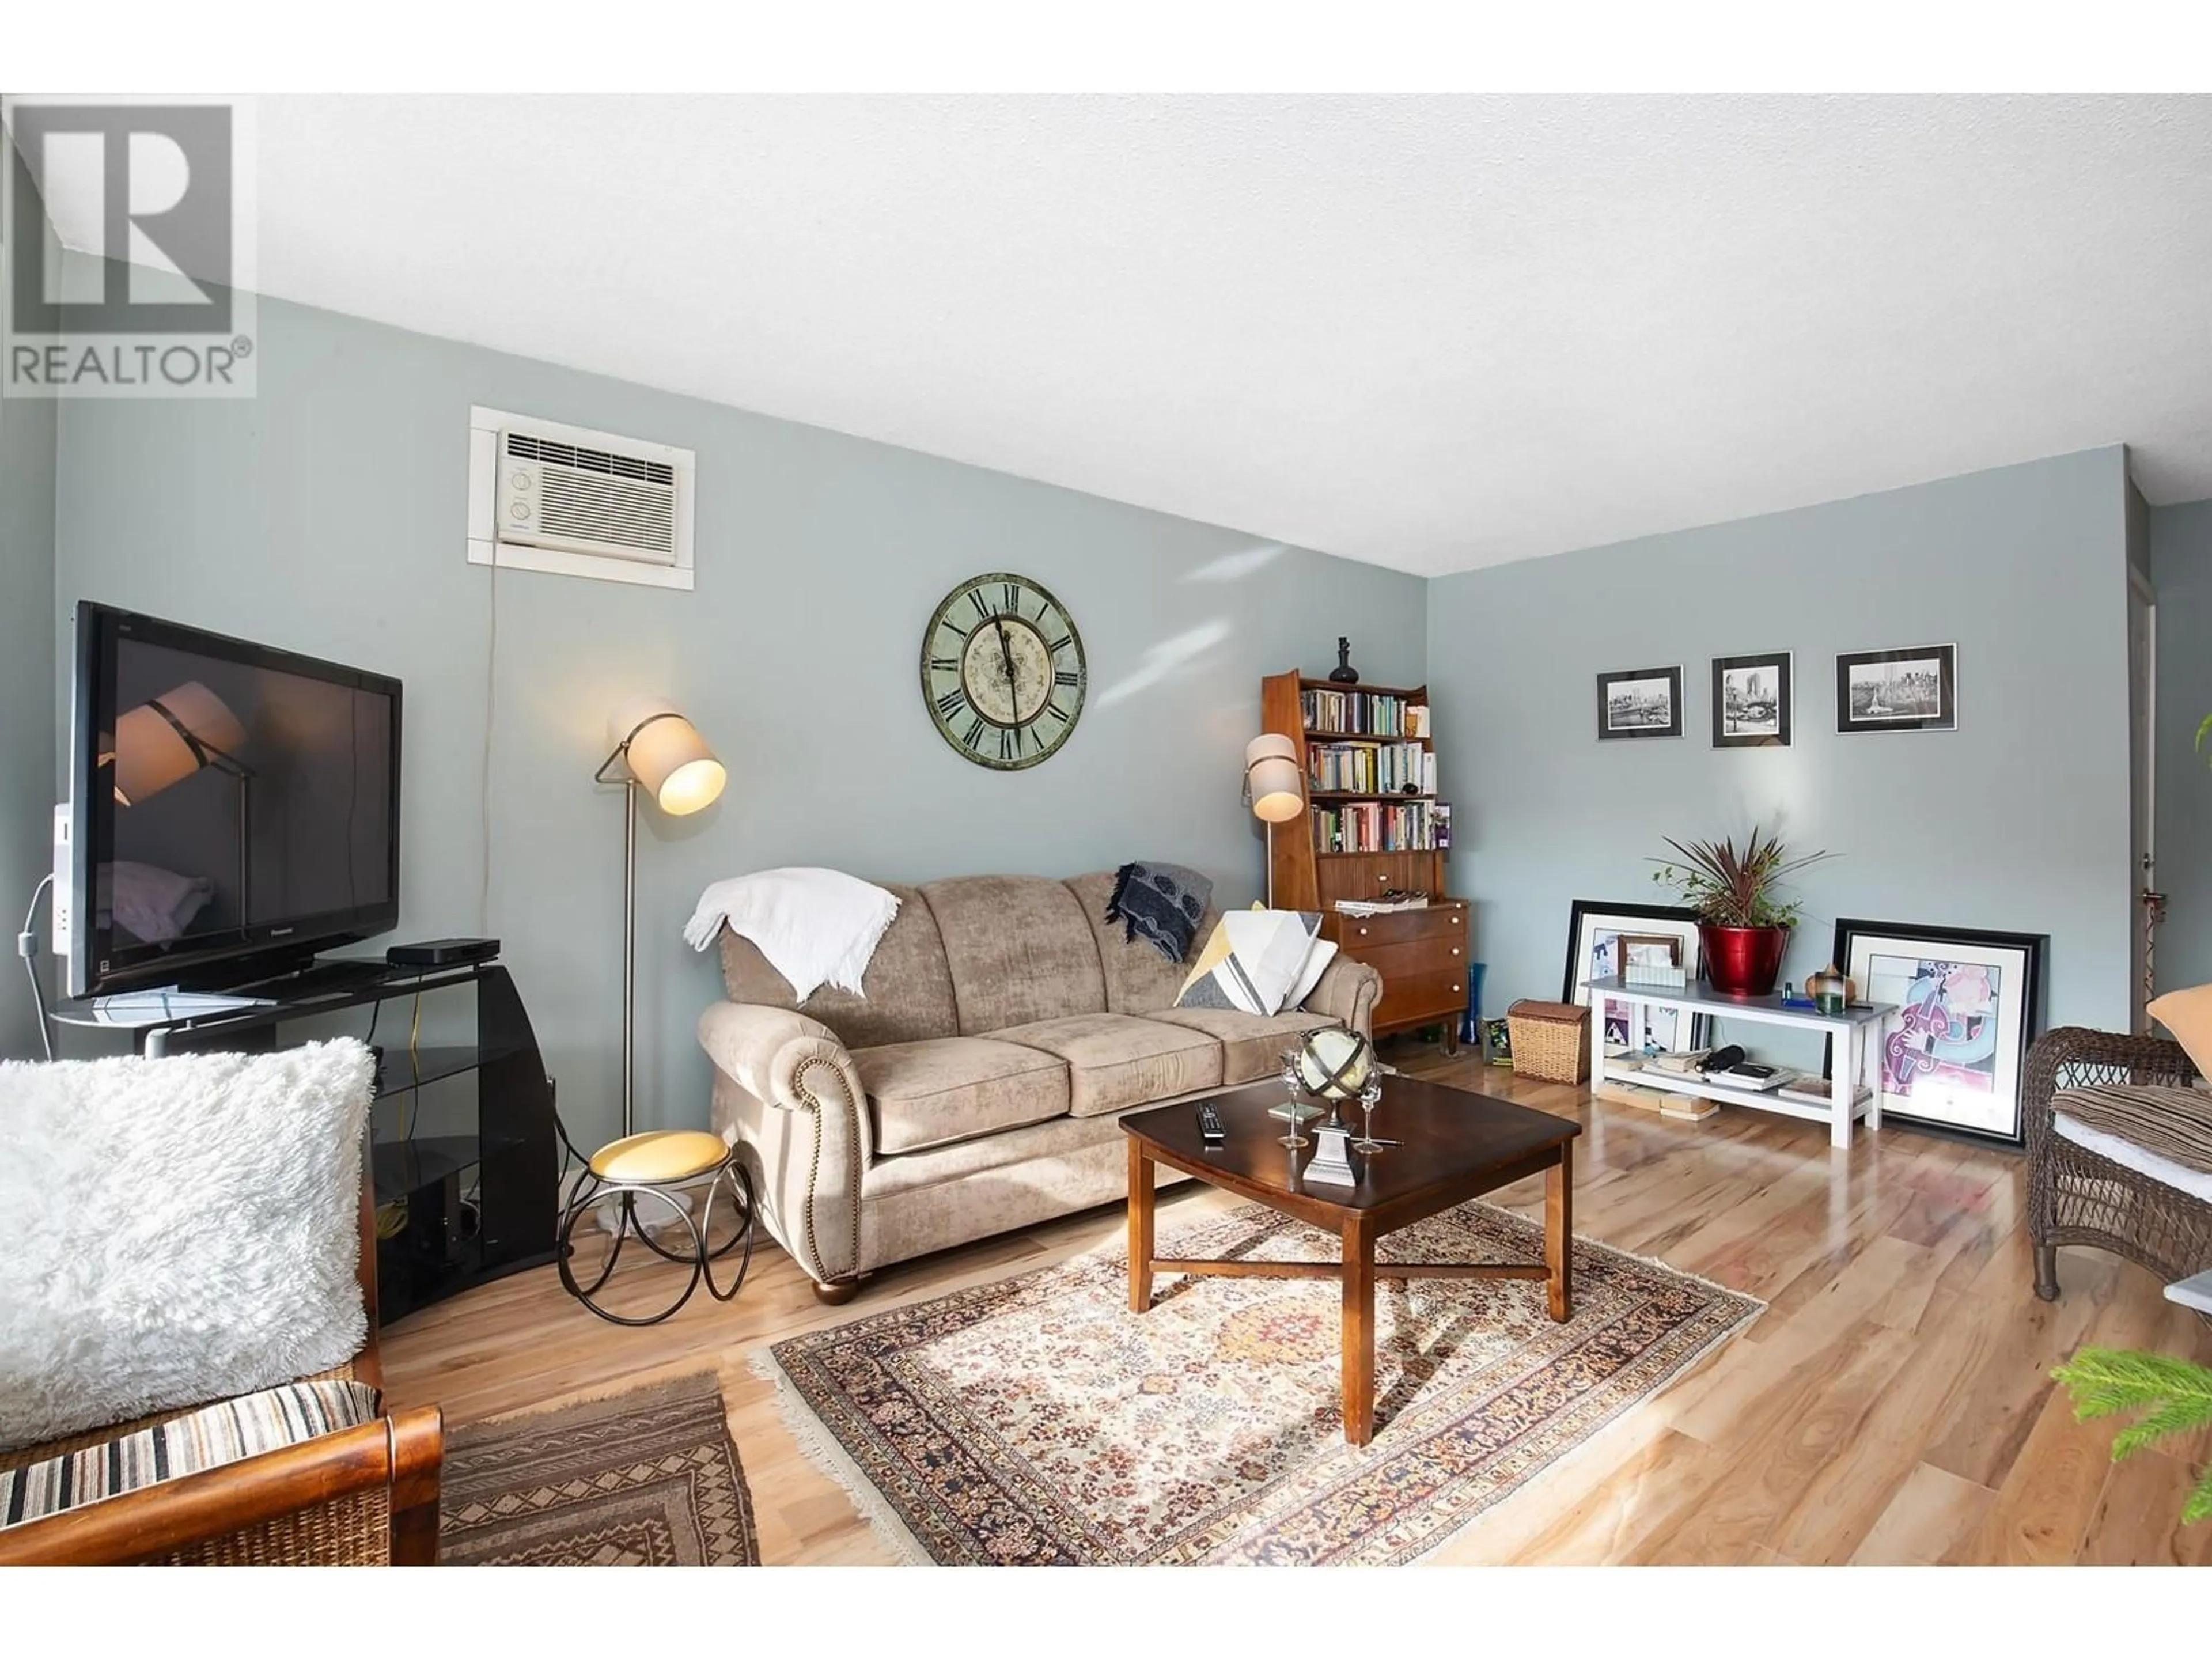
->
[763,1199,1760,1565]
[440,1371,759,1566]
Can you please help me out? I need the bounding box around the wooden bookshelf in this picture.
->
[1260,669,1465,1051]
[1260,671,1449,910]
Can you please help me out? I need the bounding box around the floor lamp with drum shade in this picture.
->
[1244,733,1305,907]
[559,696,756,1325]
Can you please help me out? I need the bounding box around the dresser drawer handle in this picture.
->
[1450,946,1460,956]
[1358,926,1369,937]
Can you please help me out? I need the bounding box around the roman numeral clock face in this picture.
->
[921,573,1086,770]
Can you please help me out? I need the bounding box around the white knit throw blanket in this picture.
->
[683,867,901,1002]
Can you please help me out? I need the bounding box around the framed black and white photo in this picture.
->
[1828,918,2046,1147]
[1836,643,1956,734]
[1563,899,1707,1054]
[1711,652,1791,748]
[1596,665,1682,741]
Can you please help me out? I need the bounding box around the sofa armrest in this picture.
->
[698,1001,872,1287]
[2024,1026,2199,1160]
[1302,956,1382,1038]
[698,1002,856,1107]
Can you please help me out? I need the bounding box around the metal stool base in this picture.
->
[557,1152,756,1327]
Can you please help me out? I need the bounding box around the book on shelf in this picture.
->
[1311,798,1441,854]
[1305,738,1431,794]
[1775,1078,1875,1108]
[1407,704,1430,737]
[1300,686,1416,737]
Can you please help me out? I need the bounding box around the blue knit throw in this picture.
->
[1104,861,1214,963]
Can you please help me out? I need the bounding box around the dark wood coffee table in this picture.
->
[1122,1074,1580,1445]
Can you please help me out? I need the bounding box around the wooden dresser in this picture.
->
[1321,901,1468,1054]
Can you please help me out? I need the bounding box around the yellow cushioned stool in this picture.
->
[558,1127,756,1327]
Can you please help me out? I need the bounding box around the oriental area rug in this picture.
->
[440,1371,759,1566]
[761,1200,1761,1565]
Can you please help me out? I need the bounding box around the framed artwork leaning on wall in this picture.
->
[1828,917,2046,1147]
[1563,899,1707,1054]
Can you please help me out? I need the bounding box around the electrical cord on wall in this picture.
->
[480,541,499,935]
[16,874,55,1062]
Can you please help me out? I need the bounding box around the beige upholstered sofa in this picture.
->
[698,872,1381,1302]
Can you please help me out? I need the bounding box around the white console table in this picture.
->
[1579,975,1898,1149]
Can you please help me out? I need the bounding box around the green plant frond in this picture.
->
[2055,1345,2212,1522]
[2187,1468,2212,1526]
[2197,711,2212,755]
[2055,1346,2212,1406]
[2112,1393,2212,1459]
[1649,825,1832,928]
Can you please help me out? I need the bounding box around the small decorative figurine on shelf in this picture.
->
[1328,637,1361,684]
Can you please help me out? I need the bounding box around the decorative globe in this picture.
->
[1296,1028,1375,1100]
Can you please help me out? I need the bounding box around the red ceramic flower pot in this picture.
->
[1699,923,1789,997]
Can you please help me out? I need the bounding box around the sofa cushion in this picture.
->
[2054,1112,2212,1204]
[922,877,1109,1035]
[1,1378,381,1529]
[853,1037,1070,1156]
[1144,1005,1342,1086]
[2051,1083,2212,1176]
[2148,983,2212,1083]
[1065,870,1221,1015]
[991,1013,1224,1118]
[719,882,959,1048]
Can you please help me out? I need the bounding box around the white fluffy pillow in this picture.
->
[0,1040,374,1453]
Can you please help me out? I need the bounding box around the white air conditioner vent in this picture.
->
[504,431,675,486]
[469,408,696,590]
[499,426,679,566]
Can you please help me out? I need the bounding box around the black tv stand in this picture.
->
[65,957,559,1326]
[229,955,400,1001]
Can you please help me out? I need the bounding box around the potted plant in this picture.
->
[1650,825,1831,997]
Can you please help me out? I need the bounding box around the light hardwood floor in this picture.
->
[381,1046,2212,1565]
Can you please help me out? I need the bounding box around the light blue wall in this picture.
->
[1426,448,2135,1062]
[0,175,59,1060]
[2151,497,2212,994]
[49,286,1426,1145]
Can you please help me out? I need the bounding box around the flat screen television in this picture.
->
[66,603,403,998]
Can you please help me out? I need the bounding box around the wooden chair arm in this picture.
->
[0,1406,442,1567]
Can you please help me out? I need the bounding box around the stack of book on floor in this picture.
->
[1596,1048,1720,1121]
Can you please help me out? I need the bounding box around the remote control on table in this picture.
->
[1197,1103,1226,1144]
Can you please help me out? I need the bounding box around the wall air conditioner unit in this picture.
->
[498,426,680,566]
[468,407,696,592]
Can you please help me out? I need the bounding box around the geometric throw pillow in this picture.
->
[2148,983,2212,1085]
[0,1040,374,1455]
[1175,907,1331,1018]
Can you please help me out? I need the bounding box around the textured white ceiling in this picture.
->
[36,94,2212,574]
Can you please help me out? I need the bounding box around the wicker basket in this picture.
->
[1508,999,1590,1085]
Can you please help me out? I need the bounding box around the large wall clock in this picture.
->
[920,571,1086,771]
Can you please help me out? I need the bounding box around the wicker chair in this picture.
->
[2025,1025,2212,1302]
[0,1162,442,1566]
